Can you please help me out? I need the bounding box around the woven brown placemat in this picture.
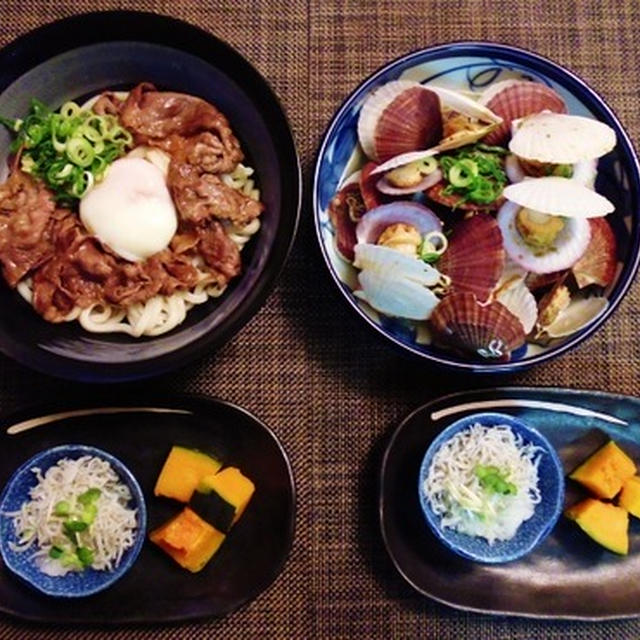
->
[1,1,640,638]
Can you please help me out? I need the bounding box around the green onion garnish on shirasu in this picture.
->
[438,143,508,207]
[0,98,133,204]
[50,487,102,569]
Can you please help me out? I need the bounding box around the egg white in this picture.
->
[79,157,178,262]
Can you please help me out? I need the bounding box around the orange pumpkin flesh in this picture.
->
[569,441,636,499]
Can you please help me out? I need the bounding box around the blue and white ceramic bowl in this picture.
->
[313,42,640,373]
[417,412,564,563]
[0,444,146,597]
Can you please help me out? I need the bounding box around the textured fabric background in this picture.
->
[1,0,640,638]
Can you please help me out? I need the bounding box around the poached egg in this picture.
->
[79,157,177,262]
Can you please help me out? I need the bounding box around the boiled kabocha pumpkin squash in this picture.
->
[569,440,636,499]
[565,498,629,555]
[149,507,226,572]
[618,476,640,519]
[154,446,223,502]
[190,467,256,532]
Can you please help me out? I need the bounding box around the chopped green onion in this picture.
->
[0,98,133,202]
[77,487,101,505]
[64,519,89,533]
[438,143,507,207]
[53,500,71,517]
[49,546,64,559]
[76,546,94,567]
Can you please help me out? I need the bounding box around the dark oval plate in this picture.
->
[0,395,295,624]
[380,387,640,620]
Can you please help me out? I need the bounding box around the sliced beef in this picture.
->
[0,171,57,286]
[169,161,263,227]
[119,83,243,173]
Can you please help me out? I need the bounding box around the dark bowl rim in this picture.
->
[0,443,147,597]
[0,10,302,383]
[416,410,565,563]
[312,40,640,373]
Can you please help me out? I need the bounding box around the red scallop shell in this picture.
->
[374,87,442,162]
[482,82,567,146]
[360,161,387,210]
[438,213,505,302]
[425,182,505,212]
[571,217,617,288]
[429,292,526,362]
[327,183,364,262]
[524,270,567,292]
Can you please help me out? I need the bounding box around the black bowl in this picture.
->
[0,11,301,382]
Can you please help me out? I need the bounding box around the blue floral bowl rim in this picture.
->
[0,444,147,597]
[417,411,565,563]
[312,40,640,373]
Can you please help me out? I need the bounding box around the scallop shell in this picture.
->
[542,296,609,338]
[505,156,597,188]
[502,177,614,218]
[525,270,567,292]
[327,182,364,262]
[494,280,538,335]
[429,292,526,361]
[497,200,591,274]
[360,162,386,210]
[353,244,443,320]
[438,213,505,302]
[370,87,502,174]
[357,81,442,162]
[479,81,567,146]
[355,201,441,245]
[509,112,616,164]
[571,217,617,288]
[376,168,443,196]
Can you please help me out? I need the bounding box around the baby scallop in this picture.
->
[509,112,616,164]
[353,244,445,320]
[497,177,615,274]
[357,80,442,163]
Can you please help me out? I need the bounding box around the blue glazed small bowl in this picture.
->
[0,444,146,597]
[313,42,640,373]
[417,412,564,563]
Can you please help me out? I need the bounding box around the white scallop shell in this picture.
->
[509,112,616,163]
[371,149,439,175]
[354,270,440,320]
[429,86,503,124]
[495,280,538,334]
[503,177,614,218]
[543,296,609,338]
[353,244,442,319]
[497,200,591,274]
[354,243,443,286]
[357,80,424,160]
